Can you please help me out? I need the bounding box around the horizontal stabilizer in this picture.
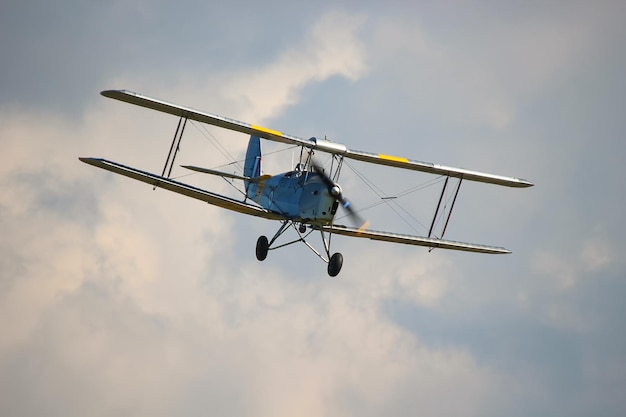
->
[181,165,250,181]
[181,165,270,183]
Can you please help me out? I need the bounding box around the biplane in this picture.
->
[80,90,533,276]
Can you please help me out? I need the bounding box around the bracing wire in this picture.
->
[168,121,299,197]
[341,160,447,234]
[190,121,244,171]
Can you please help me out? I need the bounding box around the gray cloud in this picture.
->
[2,2,626,416]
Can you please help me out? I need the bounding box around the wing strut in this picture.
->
[442,178,462,238]
[428,177,449,238]
[428,177,463,244]
[159,115,188,183]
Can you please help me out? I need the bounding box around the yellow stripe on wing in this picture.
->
[378,154,409,163]
[251,124,283,137]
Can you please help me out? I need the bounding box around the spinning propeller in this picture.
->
[311,162,370,231]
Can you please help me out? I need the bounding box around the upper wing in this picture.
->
[319,224,511,254]
[342,149,533,188]
[102,89,533,188]
[79,157,287,221]
[101,89,315,148]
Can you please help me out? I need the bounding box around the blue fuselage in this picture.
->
[248,171,339,225]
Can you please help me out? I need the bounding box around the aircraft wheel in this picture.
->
[327,252,343,277]
[256,235,269,261]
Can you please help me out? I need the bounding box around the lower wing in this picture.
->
[319,224,511,254]
[79,158,287,221]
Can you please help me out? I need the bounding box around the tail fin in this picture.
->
[244,136,262,199]
[244,136,261,177]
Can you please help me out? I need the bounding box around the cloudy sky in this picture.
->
[2,1,625,416]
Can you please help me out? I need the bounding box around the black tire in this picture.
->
[327,252,343,277]
[256,235,269,261]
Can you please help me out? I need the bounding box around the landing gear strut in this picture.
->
[254,221,345,276]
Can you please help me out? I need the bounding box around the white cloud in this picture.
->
[531,233,617,293]
[531,252,577,291]
[581,238,613,271]
[1,10,500,416]
[221,10,367,122]
[367,4,605,131]
[524,232,620,332]
[3,3,626,416]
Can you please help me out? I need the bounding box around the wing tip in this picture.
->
[79,156,98,164]
[101,89,137,100]
[516,178,534,188]
[100,89,119,98]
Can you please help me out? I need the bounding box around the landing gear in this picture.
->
[255,221,345,276]
[256,235,269,261]
[327,252,343,277]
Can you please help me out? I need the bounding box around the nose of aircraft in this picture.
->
[311,162,369,230]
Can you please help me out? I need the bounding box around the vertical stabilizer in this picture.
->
[244,136,262,199]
